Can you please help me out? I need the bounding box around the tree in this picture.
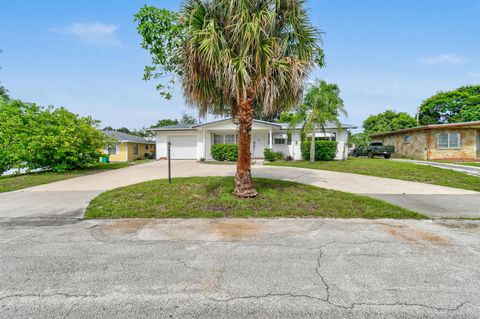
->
[135,1,324,197]
[418,85,480,125]
[102,126,115,131]
[0,100,107,174]
[180,113,196,125]
[362,109,417,134]
[289,80,346,162]
[0,86,8,102]
[116,127,132,134]
[151,119,179,128]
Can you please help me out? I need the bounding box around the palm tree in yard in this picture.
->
[135,0,324,197]
[291,80,346,162]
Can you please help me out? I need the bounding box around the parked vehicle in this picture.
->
[353,142,394,159]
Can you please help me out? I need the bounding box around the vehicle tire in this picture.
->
[368,151,373,158]
[384,154,391,159]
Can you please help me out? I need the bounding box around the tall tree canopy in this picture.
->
[418,85,480,125]
[135,0,324,197]
[151,119,179,128]
[363,109,417,134]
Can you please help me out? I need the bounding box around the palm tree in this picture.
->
[291,80,346,162]
[180,0,323,197]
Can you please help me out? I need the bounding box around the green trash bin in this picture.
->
[101,156,110,163]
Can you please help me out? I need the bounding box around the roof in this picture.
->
[370,120,480,138]
[148,118,356,131]
[147,124,194,131]
[279,121,358,130]
[102,131,155,144]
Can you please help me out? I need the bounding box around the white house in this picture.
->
[150,118,357,161]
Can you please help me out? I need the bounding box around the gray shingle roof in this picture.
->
[102,131,155,144]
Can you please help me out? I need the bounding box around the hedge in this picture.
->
[301,140,337,161]
[211,144,238,161]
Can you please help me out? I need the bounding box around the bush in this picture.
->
[0,99,108,174]
[263,148,276,161]
[301,140,337,161]
[211,144,238,161]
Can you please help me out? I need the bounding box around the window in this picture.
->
[213,133,237,144]
[404,135,412,143]
[145,145,149,150]
[133,144,139,155]
[437,133,461,149]
[274,138,286,145]
[107,143,118,155]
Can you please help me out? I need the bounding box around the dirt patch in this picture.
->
[208,220,263,239]
[385,225,447,245]
[101,219,151,235]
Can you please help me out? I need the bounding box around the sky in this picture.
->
[1,0,479,131]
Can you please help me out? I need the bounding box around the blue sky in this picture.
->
[1,0,479,130]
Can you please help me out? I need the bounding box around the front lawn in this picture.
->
[266,158,480,192]
[85,177,425,219]
[0,161,151,193]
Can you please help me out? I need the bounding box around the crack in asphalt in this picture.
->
[0,292,97,302]
[207,293,468,312]
[315,247,330,301]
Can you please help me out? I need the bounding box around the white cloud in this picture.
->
[420,53,467,65]
[51,22,122,48]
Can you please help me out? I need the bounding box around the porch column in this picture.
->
[203,128,207,159]
[269,128,273,148]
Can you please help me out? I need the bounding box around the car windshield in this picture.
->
[370,142,383,146]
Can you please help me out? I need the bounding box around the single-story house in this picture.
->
[149,118,357,160]
[102,131,156,162]
[370,121,480,161]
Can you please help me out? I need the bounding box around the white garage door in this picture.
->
[168,135,197,159]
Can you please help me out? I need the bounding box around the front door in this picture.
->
[251,131,266,159]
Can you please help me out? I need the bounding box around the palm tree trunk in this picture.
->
[234,97,258,198]
[310,126,316,163]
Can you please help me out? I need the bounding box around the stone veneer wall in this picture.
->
[375,130,427,160]
[374,128,478,160]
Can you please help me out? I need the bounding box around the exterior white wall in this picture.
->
[154,125,351,161]
[271,130,302,160]
[155,133,168,159]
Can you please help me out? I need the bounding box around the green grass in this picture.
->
[0,161,152,193]
[266,158,480,192]
[84,177,426,219]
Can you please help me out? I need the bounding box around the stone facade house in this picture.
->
[370,121,480,161]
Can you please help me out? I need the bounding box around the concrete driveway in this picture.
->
[0,160,479,219]
[1,217,479,318]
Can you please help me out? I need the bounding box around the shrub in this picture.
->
[301,140,337,161]
[211,144,238,161]
[263,148,276,161]
[275,151,284,161]
[0,99,108,174]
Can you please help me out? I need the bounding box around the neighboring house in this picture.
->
[102,131,155,162]
[370,121,480,161]
[149,118,357,160]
